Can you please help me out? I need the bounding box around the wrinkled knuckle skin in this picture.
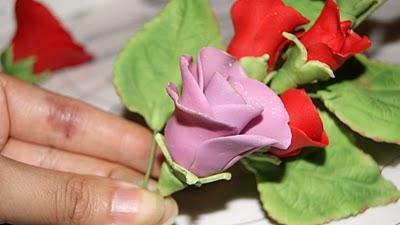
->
[57,176,94,225]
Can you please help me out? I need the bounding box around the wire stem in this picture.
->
[142,132,157,189]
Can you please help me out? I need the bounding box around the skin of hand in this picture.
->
[0,73,178,225]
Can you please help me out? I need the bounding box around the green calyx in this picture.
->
[0,46,48,84]
[239,54,269,83]
[270,32,334,94]
[156,134,231,196]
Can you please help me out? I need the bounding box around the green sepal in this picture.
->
[158,162,187,196]
[239,54,269,83]
[113,0,223,131]
[0,46,48,84]
[242,111,400,225]
[270,33,334,94]
[155,134,232,196]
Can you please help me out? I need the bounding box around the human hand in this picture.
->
[0,74,177,225]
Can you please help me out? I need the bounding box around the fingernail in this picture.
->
[111,186,165,225]
[160,198,179,225]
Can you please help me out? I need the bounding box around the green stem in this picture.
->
[142,132,158,189]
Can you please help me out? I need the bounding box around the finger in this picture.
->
[0,74,161,174]
[0,79,9,149]
[0,156,178,225]
[1,138,158,188]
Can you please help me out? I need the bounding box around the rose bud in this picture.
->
[300,0,371,70]
[227,0,309,71]
[11,0,93,74]
[270,89,329,158]
[165,47,291,177]
[270,0,371,94]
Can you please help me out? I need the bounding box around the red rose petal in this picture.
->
[300,0,370,70]
[270,89,329,158]
[12,0,93,74]
[227,0,309,70]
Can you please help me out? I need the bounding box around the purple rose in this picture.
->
[165,47,291,177]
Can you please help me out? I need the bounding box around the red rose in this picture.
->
[300,0,371,70]
[12,0,93,74]
[270,89,329,158]
[227,0,309,70]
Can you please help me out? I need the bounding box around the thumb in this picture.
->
[0,156,178,225]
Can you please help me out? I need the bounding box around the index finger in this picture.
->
[0,73,161,174]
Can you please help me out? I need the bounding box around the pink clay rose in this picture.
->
[165,47,291,177]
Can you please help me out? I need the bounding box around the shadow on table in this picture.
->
[172,163,263,224]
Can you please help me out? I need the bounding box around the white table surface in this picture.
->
[1,0,400,224]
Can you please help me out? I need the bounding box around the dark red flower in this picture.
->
[227,0,309,70]
[270,89,329,158]
[300,0,371,70]
[12,0,93,74]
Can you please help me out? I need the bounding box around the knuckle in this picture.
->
[58,175,94,225]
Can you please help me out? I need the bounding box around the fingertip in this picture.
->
[111,184,165,225]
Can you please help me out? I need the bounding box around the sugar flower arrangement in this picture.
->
[113,0,400,225]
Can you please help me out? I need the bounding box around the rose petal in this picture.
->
[300,0,371,70]
[165,115,237,173]
[227,0,309,70]
[167,83,236,131]
[230,77,291,149]
[204,72,245,106]
[198,47,246,87]
[269,89,329,158]
[270,126,329,157]
[179,55,212,115]
[341,30,371,57]
[212,104,263,132]
[280,89,323,140]
[300,0,344,52]
[305,42,342,73]
[190,135,279,177]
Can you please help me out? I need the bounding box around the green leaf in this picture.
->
[270,33,333,94]
[242,111,400,225]
[283,0,324,30]
[0,46,48,84]
[284,0,386,29]
[337,0,386,27]
[239,54,269,83]
[113,0,223,131]
[318,55,400,144]
[156,133,231,196]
